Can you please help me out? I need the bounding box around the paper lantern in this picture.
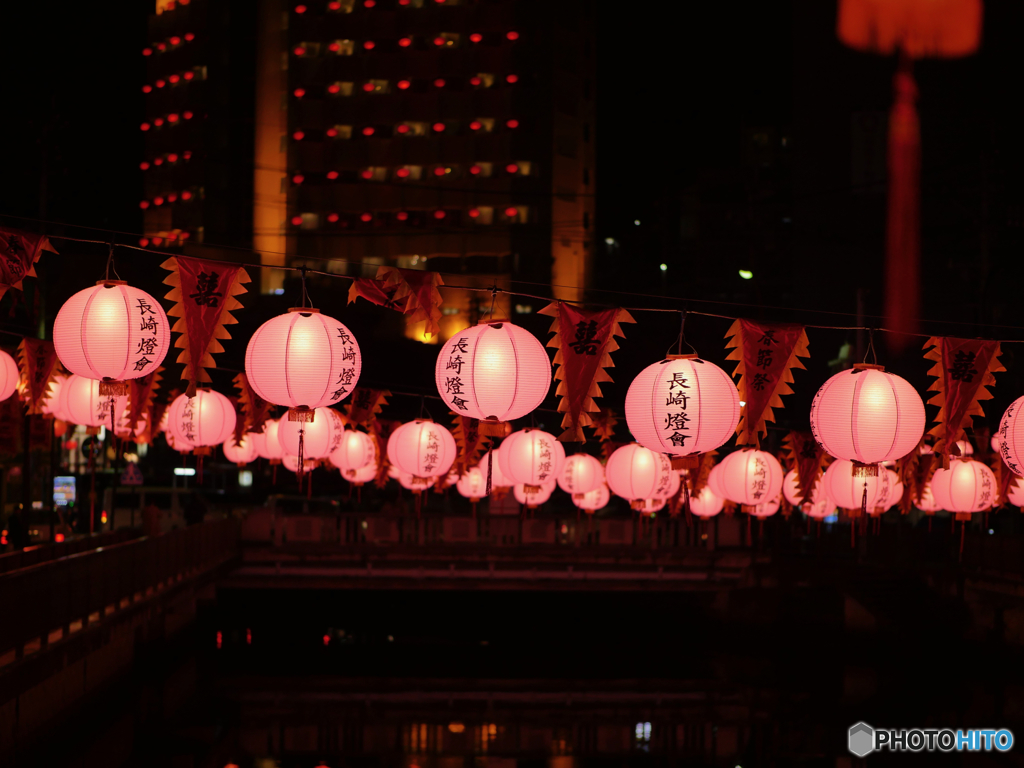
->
[252,420,285,462]
[0,349,18,401]
[244,308,362,416]
[635,497,666,515]
[624,356,740,456]
[283,454,319,474]
[53,281,170,393]
[456,467,488,501]
[718,450,784,506]
[997,396,1024,476]
[916,483,941,513]
[514,481,554,508]
[42,373,69,420]
[575,483,610,512]
[556,453,604,496]
[881,469,904,511]
[749,496,780,519]
[1007,480,1024,509]
[605,443,675,505]
[707,463,726,499]
[809,365,925,472]
[476,448,511,488]
[342,462,378,485]
[277,407,345,459]
[387,420,458,479]
[59,374,128,428]
[434,321,550,423]
[689,486,724,519]
[804,499,836,520]
[821,458,897,510]
[395,469,434,492]
[329,429,377,472]
[662,470,682,500]
[223,433,258,466]
[166,390,236,450]
[930,459,996,513]
[782,469,805,506]
[499,428,566,488]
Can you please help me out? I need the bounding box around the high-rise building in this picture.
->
[255,0,596,335]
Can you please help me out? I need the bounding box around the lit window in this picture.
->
[469,162,493,177]
[328,39,355,55]
[505,206,528,222]
[433,32,460,48]
[471,206,494,224]
[327,81,354,96]
[470,73,495,88]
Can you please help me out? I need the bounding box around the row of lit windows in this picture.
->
[139,190,196,208]
[142,31,196,56]
[290,161,531,184]
[290,205,529,228]
[292,118,519,140]
[140,151,193,170]
[138,230,192,248]
[293,30,518,56]
[293,73,518,98]
[142,67,207,93]
[297,0,492,13]
[140,112,196,130]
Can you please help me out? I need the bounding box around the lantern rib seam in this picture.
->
[691,361,703,454]
[117,285,131,379]
[283,315,296,407]
[80,288,100,379]
[507,327,523,421]
[320,316,336,406]
[468,328,483,419]
[884,373,901,461]
[850,372,863,463]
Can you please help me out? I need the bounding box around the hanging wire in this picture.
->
[299,265,310,308]
[863,329,879,364]
[488,284,498,320]
[103,240,121,282]
[668,310,699,357]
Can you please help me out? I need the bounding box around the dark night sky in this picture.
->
[2,0,1024,439]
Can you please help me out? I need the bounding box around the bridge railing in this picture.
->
[0,519,238,664]
[0,528,140,576]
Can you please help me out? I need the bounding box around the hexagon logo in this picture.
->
[849,722,875,757]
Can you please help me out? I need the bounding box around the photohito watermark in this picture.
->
[848,723,1014,757]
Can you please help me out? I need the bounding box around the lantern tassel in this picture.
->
[99,379,129,397]
[297,427,305,482]
[486,451,493,496]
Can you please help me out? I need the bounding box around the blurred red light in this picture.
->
[433,166,446,176]
[397,125,410,134]
[328,83,340,93]
[434,210,446,219]
[152,236,164,245]
[397,80,411,90]
[140,123,151,131]
[142,47,153,56]
[181,190,192,200]
[185,32,195,41]
[154,117,165,126]
[398,37,411,47]
[469,165,481,175]
[364,40,375,50]
[170,36,181,45]
[169,74,180,84]
[180,231,190,240]
[142,85,152,93]
[293,174,305,184]
[329,0,341,8]
[506,31,519,40]
[295,4,307,12]
[433,78,445,88]
[364,0,376,6]
[396,211,409,220]
[327,213,339,222]
[168,113,179,122]
[54,533,65,543]
[469,33,482,43]
[184,71,194,80]
[140,161,150,170]
[469,208,480,218]
[183,151,192,159]
[360,212,372,222]
[293,46,306,56]
[183,111,194,119]
[153,196,164,206]
[323,635,330,646]
[469,77,481,86]
[398,0,410,4]
[294,88,306,97]
[362,126,375,136]
[469,120,481,130]
[156,79,166,88]
[217,631,223,649]
[326,129,338,139]
[293,131,305,140]
[329,41,341,52]
[506,163,518,173]
[360,169,373,179]
[168,153,179,162]
[139,201,150,209]
[362,82,375,92]
[433,37,444,47]
[154,158,164,166]
[432,122,445,132]
[505,206,518,217]
[168,193,178,202]
[291,216,303,226]
[506,119,519,129]
[396,168,410,178]
[157,42,167,51]
[326,170,339,179]
[506,74,518,83]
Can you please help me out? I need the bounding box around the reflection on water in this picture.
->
[26,589,1020,767]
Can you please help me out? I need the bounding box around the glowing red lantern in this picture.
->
[506,31,519,40]
[625,356,740,457]
[821,458,896,510]
[916,482,941,513]
[223,434,258,466]
[476,448,511,488]
[707,463,726,499]
[245,308,362,417]
[456,467,487,501]
[59,374,128,428]
[435,322,550,423]
[283,454,319,474]
[277,407,344,459]
[42,374,69,420]
[499,429,566,488]
[53,282,171,395]
[575,482,609,512]
[996,396,1024,475]
[251,420,285,462]
[1007,481,1024,509]
[718,450,784,506]
[749,496,781,519]
[342,462,378,485]
[930,459,996,513]
[329,429,377,472]
[0,350,18,401]
[514,481,554,508]
[809,365,925,473]
[556,453,604,496]
[605,443,674,506]
[689,486,724,519]
[166,390,236,451]
[387,420,458,479]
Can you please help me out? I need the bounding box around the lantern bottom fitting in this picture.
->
[572,493,585,502]
[671,455,700,471]
[288,406,316,423]
[478,420,512,437]
[523,484,541,493]
[955,512,972,522]
[630,499,646,511]
[86,426,101,436]
[269,459,282,465]
[852,462,879,478]
[98,379,129,397]
[193,446,213,456]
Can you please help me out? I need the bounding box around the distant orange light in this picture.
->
[291,216,303,226]
[397,80,411,90]
[157,42,167,51]
[434,210,446,219]
[326,170,339,179]
[54,533,65,543]
[183,151,192,159]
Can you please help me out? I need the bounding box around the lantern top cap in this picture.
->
[852,363,885,371]
[287,307,320,314]
[95,280,128,287]
[666,353,699,360]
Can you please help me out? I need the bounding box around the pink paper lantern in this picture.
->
[881,469,904,511]
[329,429,377,472]
[251,420,285,462]
[916,483,942,513]
[930,459,996,513]
[342,462,378,485]
[53,281,170,392]
[689,486,724,518]
[635,497,666,515]
[804,498,835,520]
[821,458,897,510]
[1007,480,1024,508]
[749,496,780,519]
[456,467,488,500]
[387,420,458,479]
[434,321,550,422]
[575,483,610,512]
[625,356,740,456]
[283,454,319,474]
[277,407,345,459]
[476,448,511,489]
[59,374,128,428]
[166,390,236,450]
[223,433,258,466]
[718,449,784,506]
[244,308,362,415]
[707,463,726,499]
[499,428,566,488]
[42,373,69,420]
[395,469,434,492]
[605,443,675,504]
[997,396,1024,475]
[514,481,554,508]
[0,349,18,401]
[782,469,805,506]
[556,454,604,496]
[809,365,925,469]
